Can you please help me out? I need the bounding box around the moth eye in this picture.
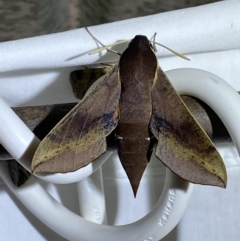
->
[44,156,47,159]
[55,151,58,154]
[212,169,216,172]
[201,161,205,165]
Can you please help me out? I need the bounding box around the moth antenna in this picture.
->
[86,27,128,56]
[152,41,190,61]
[85,27,104,46]
[88,40,129,55]
[152,33,157,53]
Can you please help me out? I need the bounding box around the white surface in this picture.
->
[1,0,240,240]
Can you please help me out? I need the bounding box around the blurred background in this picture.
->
[0,0,221,42]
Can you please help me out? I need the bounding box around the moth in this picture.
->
[32,34,227,196]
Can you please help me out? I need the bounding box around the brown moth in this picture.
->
[32,35,227,196]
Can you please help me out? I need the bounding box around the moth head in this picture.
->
[129,35,155,53]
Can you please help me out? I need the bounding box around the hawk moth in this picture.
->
[32,35,227,196]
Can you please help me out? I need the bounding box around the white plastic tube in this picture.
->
[1,68,240,240]
[77,166,108,224]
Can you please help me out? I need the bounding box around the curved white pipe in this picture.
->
[0,68,239,240]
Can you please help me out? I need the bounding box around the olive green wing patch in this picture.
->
[150,67,227,188]
[32,65,120,173]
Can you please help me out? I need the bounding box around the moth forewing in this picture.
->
[31,65,121,173]
[150,64,227,188]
